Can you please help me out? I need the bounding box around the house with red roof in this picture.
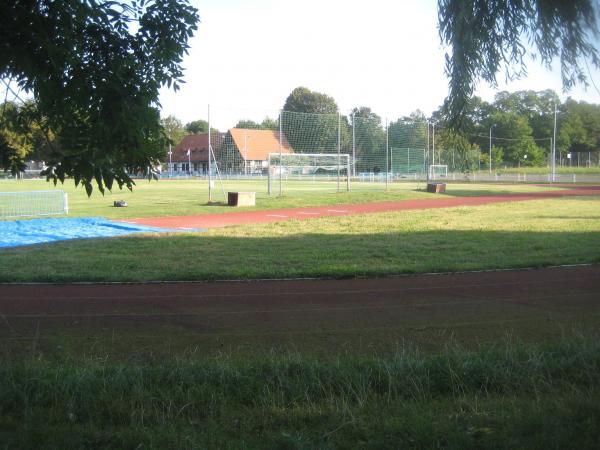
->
[170,134,212,174]
[216,128,294,174]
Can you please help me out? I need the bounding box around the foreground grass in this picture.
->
[1,196,598,282]
[1,336,599,449]
[0,179,564,219]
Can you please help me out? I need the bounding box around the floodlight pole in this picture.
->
[208,104,212,202]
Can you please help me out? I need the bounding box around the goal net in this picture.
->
[429,164,448,180]
[268,153,350,194]
[0,190,69,218]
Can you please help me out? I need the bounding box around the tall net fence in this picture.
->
[165,106,600,201]
[390,148,426,178]
[352,115,387,183]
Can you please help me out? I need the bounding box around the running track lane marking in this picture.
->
[266,214,288,218]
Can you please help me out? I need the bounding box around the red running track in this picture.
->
[123,185,600,230]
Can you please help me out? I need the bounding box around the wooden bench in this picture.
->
[426,183,446,193]
[228,191,256,207]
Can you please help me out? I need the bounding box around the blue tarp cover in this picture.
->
[0,217,189,248]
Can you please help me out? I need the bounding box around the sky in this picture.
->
[159,0,600,129]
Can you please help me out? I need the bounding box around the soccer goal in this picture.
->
[0,190,69,218]
[268,153,351,195]
[428,164,448,180]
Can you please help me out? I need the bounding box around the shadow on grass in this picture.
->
[1,229,599,282]
[440,184,600,199]
[437,188,546,198]
[534,216,600,220]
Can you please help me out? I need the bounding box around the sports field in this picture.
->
[0,178,565,219]
[1,179,600,448]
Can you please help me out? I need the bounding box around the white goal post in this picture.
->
[0,190,69,218]
[268,153,351,195]
[428,164,448,180]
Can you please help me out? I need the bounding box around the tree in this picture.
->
[490,111,545,166]
[234,117,279,130]
[0,101,30,174]
[438,0,600,127]
[234,120,262,130]
[161,115,186,147]
[436,129,481,172]
[350,107,386,172]
[260,117,279,131]
[282,87,340,153]
[0,1,199,195]
[557,98,600,155]
[0,99,56,172]
[493,90,559,140]
[185,120,209,134]
[283,87,338,115]
[388,111,428,151]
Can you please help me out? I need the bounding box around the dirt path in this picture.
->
[124,185,600,229]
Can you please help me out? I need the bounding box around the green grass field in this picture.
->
[1,195,598,282]
[1,179,599,449]
[0,178,563,219]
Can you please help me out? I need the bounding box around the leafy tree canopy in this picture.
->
[489,111,544,165]
[283,87,339,114]
[439,0,600,128]
[436,129,481,172]
[260,117,279,130]
[161,115,186,148]
[558,98,600,153]
[351,107,381,122]
[0,0,199,195]
[235,120,262,130]
[234,118,279,130]
[185,120,209,134]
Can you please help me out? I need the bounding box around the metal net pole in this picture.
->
[279,111,283,197]
[208,104,212,202]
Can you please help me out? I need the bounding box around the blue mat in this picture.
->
[0,217,197,248]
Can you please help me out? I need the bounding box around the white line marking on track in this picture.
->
[266,214,288,218]
[326,209,348,213]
